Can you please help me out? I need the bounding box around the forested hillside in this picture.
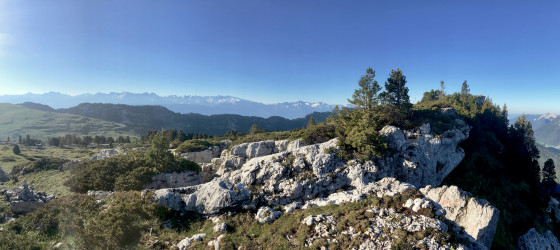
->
[55,103,331,135]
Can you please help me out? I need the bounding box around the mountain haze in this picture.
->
[509,113,559,130]
[535,116,560,148]
[0,92,337,119]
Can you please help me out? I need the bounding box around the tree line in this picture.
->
[47,134,131,147]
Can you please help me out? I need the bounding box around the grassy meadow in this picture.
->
[0,103,136,141]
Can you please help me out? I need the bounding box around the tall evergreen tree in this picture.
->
[501,104,509,127]
[542,159,556,186]
[18,135,22,144]
[307,116,316,128]
[249,124,262,134]
[513,115,540,161]
[348,67,381,111]
[461,80,470,96]
[380,68,411,108]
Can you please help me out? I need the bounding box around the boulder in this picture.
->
[207,234,224,250]
[176,233,206,250]
[213,222,227,232]
[380,126,407,151]
[5,181,54,214]
[153,180,250,215]
[255,206,282,223]
[421,185,499,248]
[144,170,201,189]
[518,228,560,250]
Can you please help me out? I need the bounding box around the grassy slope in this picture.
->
[0,145,98,215]
[0,103,135,141]
[0,144,96,173]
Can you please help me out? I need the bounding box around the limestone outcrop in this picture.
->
[149,121,500,247]
[377,120,469,187]
[210,139,297,175]
[153,180,250,214]
[518,228,560,250]
[180,144,229,165]
[91,148,124,160]
[154,122,470,211]
[420,185,499,248]
[3,181,55,214]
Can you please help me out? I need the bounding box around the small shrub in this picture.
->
[12,145,21,155]
[10,157,69,176]
[175,139,218,153]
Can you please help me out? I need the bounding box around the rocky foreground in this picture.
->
[2,115,557,249]
[149,120,514,249]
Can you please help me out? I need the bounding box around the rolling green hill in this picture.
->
[0,103,135,141]
[56,103,332,135]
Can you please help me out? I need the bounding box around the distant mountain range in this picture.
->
[535,116,560,148]
[509,113,560,148]
[0,92,338,119]
[509,113,559,130]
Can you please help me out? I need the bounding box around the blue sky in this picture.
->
[0,1,559,113]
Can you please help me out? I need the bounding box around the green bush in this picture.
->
[300,120,337,145]
[66,132,201,193]
[334,108,387,162]
[1,192,163,249]
[175,139,217,153]
[65,150,200,193]
[10,157,70,176]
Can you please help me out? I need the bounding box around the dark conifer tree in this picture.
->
[380,68,411,109]
[348,67,381,111]
[542,159,557,188]
[461,80,470,96]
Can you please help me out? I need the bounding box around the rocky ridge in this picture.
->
[150,120,505,248]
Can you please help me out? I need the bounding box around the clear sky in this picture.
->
[0,1,559,113]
